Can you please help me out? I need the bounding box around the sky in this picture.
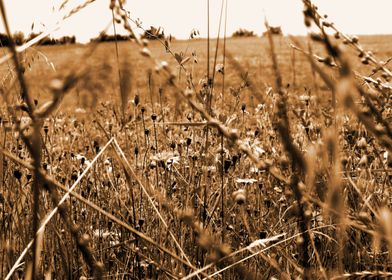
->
[0,0,391,43]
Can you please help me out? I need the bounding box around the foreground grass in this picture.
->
[0,7,391,280]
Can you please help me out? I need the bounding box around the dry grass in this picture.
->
[0,0,391,279]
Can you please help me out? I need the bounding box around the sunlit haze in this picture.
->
[1,0,391,43]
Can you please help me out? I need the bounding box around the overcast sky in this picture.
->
[1,0,391,43]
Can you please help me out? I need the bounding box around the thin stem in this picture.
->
[210,0,225,112]
[221,0,228,109]
[207,0,210,81]
[220,133,225,243]
[111,9,124,118]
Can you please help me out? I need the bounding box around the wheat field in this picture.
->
[0,0,391,279]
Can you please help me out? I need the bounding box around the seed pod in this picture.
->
[375,124,386,134]
[13,170,22,180]
[241,103,246,112]
[79,233,91,247]
[310,32,323,42]
[224,159,231,173]
[134,95,140,106]
[296,236,304,245]
[232,189,246,205]
[351,35,359,43]
[184,87,193,98]
[322,21,331,27]
[341,157,348,168]
[109,0,115,9]
[49,78,63,92]
[361,57,369,65]
[229,129,239,142]
[304,18,311,27]
[358,211,370,224]
[258,231,267,239]
[95,261,104,274]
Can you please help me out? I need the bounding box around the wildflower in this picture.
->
[20,116,31,127]
[202,165,216,173]
[255,103,265,113]
[76,154,91,167]
[75,108,86,114]
[151,151,180,169]
[215,63,224,74]
[76,154,85,161]
[104,159,113,174]
[236,178,257,184]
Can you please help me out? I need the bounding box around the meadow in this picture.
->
[0,1,391,279]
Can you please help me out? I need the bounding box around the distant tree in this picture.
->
[232,28,256,38]
[39,37,57,46]
[26,32,57,45]
[0,32,25,46]
[0,31,76,46]
[58,35,76,45]
[27,32,68,46]
[0,33,10,46]
[27,32,39,41]
[90,32,134,43]
[262,26,283,37]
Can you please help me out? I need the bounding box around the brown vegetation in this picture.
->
[0,0,391,279]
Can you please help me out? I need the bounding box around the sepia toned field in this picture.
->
[9,35,392,107]
[0,1,392,280]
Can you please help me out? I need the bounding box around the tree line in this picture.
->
[0,26,279,47]
[0,27,165,47]
[0,32,76,46]
[90,26,165,42]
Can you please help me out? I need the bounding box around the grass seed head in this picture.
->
[357,137,367,149]
[358,154,368,167]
